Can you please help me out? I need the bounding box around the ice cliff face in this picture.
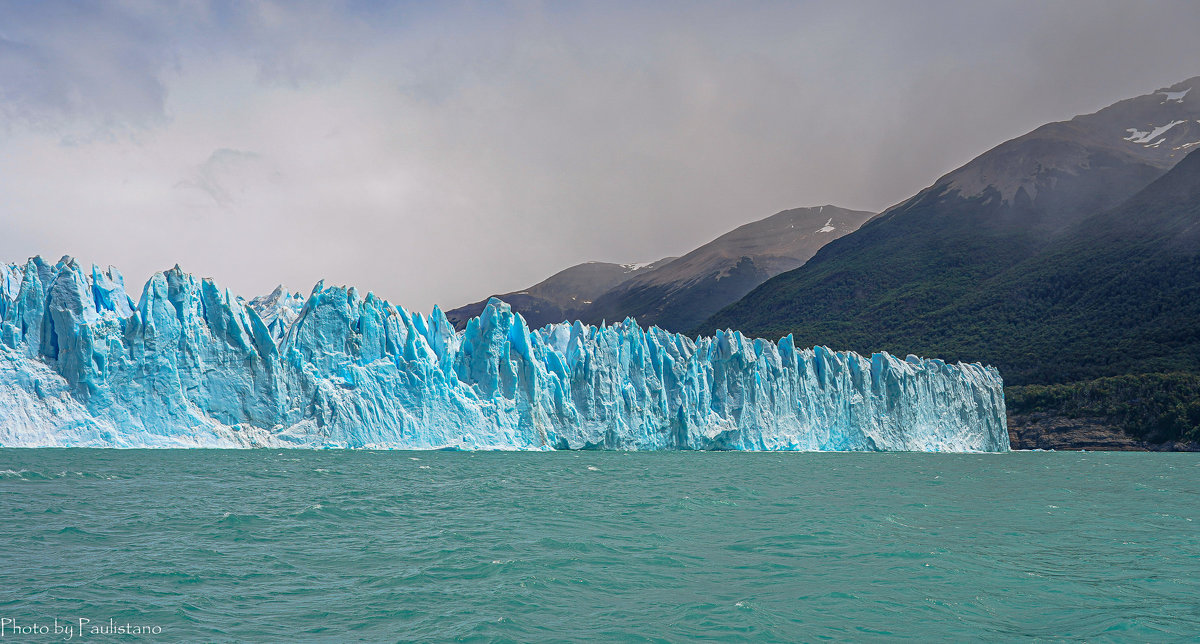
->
[247,285,305,342]
[0,257,1009,451]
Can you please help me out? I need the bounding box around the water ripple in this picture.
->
[0,449,1197,641]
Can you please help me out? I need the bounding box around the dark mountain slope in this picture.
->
[580,205,874,331]
[445,258,674,330]
[903,147,1200,385]
[701,77,1200,356]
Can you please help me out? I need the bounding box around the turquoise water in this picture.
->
[0,450,1197,642]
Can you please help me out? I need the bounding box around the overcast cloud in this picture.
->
[2,0,1199,312]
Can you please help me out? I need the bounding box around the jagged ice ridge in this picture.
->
[0,257,1009,451]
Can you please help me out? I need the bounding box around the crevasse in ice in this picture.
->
[0,257,1009,451]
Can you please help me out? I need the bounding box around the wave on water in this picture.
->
[0,468,125,481]
[1,450,1196,641]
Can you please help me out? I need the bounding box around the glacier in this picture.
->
[0,256,1009,451]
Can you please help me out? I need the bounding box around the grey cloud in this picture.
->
[0,1,388,133]
[0,3,170,133]
[2,1,1200,313]
[196,0,379,87]
[175,149,265,208]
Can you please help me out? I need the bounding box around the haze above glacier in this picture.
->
[3,1,1200,312]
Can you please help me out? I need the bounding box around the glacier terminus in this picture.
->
[0,257,1009,451]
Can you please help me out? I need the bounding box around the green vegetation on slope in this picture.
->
[700,151,1200,388]
[1006,373,1200,444]
[697,186,1047,358]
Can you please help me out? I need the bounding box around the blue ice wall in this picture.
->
[0,257,1009,451]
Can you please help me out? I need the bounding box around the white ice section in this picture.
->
[248,285,305,342]
[0,263,21,302]
[0,256,1010,451]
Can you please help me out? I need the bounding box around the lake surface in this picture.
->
[1,449,1197,642]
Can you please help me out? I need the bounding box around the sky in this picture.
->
[2,1,1200,313]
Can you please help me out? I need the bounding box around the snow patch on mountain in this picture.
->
[1159,87,1191,103]
[1125,120,1187,144]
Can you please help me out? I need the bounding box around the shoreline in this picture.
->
[1008,412,1200,452]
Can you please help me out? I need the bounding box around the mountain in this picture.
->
[447,205,874,333]
[913,146,1200,383]
[0,257,1007,451]
[930,148,1200,448]
[578,205,874,332]
[702,77,1200,354]
[445,259,674,331]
